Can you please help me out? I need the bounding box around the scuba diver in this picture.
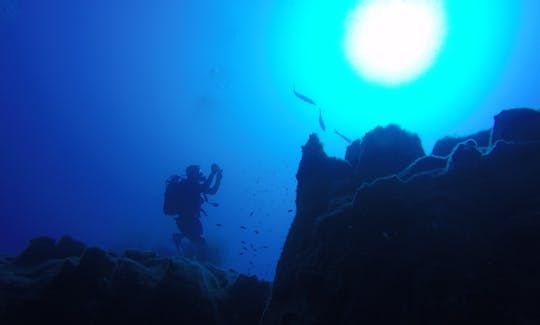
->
[163,163,223,260]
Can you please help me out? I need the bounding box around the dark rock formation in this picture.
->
[345,124,425,183]
[263,108,540,324]
[13,235,86,267]
[432,129,491,156]
[4,108,540,325]
[296,134,354,217]
[398,155,447,181]
[0,237,270,325]
[12,236,57,266]
[55,235,87,259]
[344,139,361,166]
[269,135,353,324]
[429,108,540,157]
[492,108,540,143]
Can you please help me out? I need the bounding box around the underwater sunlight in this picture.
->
[272,0,520,155]
[344,0,447,86]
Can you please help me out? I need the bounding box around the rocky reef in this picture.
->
[263,108,540,324]
[0,236,270,324]
[2,108,540,324]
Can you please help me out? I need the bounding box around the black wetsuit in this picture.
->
[175,181,205,242]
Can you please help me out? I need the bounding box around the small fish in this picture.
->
[240,226,246,230]
[318,108,326,131]
[208,202,219,207]
[216,223,222,227]
[254,230,260,235]
[249,211,254,216]
[334,129,352,144]
[249,261,254,265]
[287,209,293,213]
[242,246,248,251]
[262,245,268,249]
[241,240,246,245]
[293,88,317,106]
[239,252,244,255]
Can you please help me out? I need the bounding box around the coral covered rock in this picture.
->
[0,239,270,325]
[432,129,491,157]
[492,108,540,143]
[346,124,425,183]
[263,108,540,325]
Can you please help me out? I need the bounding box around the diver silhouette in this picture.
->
[164,163,222,260]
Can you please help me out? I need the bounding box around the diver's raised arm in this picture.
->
[202,163,222,193]
[202,170,216,191]
[205,170,222,195]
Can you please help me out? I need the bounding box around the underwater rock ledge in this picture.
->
[0,235,270,325]
[2,108,540,324]
[263,108,540,324]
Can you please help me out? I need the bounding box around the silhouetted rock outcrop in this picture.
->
[345,124,425,183]
[432,129,491,156]
[344,139,361,166]
[12,235,87,268]
[55,235,86,259]
[4,108,540,325]
[398,155,447,181]
[0,237,270,325]
[263,108,540,324]
[492,108,540,143]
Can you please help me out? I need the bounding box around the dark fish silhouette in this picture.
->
[216,223,222,227]
[334,129,352,144]
[318,108,326,131]
[241,240,246,244]
[254,230,260,234]
[287,209,293,213]
[240,252,244,255]
[242,246,248,250]
[293,88,317,106]
[249,211,254,216]
[240,226,246,230]
[208,202,219,207]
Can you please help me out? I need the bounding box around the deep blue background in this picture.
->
[1,0,540,280]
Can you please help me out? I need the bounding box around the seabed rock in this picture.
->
[2,108,540,324]
[263,108,540,324]
[0,238,270,324]
[432,129,491,157]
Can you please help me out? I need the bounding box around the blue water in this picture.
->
[1,0,540,280]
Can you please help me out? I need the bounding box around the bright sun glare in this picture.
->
[345,0,447,86]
